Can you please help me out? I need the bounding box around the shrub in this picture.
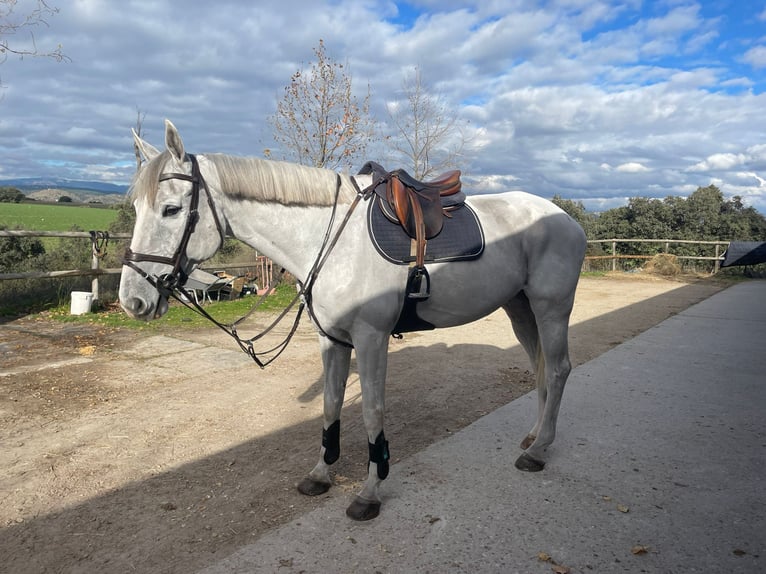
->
[0,187,25,203]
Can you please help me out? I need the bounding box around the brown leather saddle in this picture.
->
[358,162,466,279]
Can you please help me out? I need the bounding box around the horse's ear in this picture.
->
[132,129,160,162]
[164,119,185,163]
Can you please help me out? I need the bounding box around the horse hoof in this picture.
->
[297,477,332,496]
[515,452,545,472]
[346,496,381,521]
[520,434,536,450]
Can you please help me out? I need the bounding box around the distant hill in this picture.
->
[0,177,129,194]
[0,177,129,205]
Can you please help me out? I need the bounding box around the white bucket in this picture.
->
[70,291,94,315]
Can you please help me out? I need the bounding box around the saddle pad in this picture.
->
[367,195,485,264]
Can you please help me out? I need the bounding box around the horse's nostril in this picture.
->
[121,296,151,319]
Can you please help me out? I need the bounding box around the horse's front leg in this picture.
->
[346,332,391,521]
[297,337,351,496]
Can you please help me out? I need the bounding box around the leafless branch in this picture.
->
[385,66,471,179]
[0,0,69,64]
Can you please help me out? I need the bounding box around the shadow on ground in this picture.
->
[0,281,722,574]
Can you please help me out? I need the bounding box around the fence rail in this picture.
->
[0,267,124,281]
[0,229,275,298]
[0,230,131,299]
[585,238,729,273]
[0,230,131,239]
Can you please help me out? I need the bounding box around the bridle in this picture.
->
[122,154,225,299]
[122,153,375,367]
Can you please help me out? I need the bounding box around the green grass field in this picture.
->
[0,202,118,231]
[48,283,297,329]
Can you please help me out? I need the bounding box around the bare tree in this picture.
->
[386,67,470,179]
[268,39,375,170]
[0,0,67,63]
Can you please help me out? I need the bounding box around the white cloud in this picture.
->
[468,174,520,194]
[616,162,650,173]
[0,0,765,215]
[743,45,766,69]
[734,172,766,187]
[721,77,754,89]
[684,29,719,54]
[746,143,766,166]
[688,153,749,172]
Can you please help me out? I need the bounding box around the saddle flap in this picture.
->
[388,177,445,240]
[389,177,412,230]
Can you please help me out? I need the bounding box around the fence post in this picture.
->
[611,240,616,272]
[89,231,110,301]
[91,249,100,300]
[714,243,721,274]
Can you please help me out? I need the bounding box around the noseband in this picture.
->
[122,154,224,298]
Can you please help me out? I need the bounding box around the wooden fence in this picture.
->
[0,230,274,299]
[585,239,729,273]
[0,230,131,300]
[1,231,732,298]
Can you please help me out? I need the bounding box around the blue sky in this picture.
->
[1,0,765,213]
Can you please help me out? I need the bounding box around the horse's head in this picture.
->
[119,120,224,320]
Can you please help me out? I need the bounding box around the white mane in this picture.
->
[129,152,357,206]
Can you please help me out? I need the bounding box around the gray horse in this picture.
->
[119,120,586,520]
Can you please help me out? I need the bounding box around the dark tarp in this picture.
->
[721,241,766,267]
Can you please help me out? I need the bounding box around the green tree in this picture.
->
[590,184,766,262]
[0,186,24,202]
[617,197,676,256]
[719,195,766,240]
[683,185,724,239]
[268,39,375,170]
[664,195,688,235]
[592,205,631,239]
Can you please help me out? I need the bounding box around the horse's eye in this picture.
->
[162,205,181,217]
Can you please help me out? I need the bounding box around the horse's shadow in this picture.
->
[0,339,526,574]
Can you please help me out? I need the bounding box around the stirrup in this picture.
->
[406,266,430,300]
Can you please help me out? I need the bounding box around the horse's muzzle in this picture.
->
[120,292,169,321]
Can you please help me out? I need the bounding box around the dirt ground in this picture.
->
[0,274,726,574]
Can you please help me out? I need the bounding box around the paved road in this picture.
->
[200,281,766,574]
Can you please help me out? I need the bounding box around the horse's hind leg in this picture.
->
[297,337,352,496]
[504,292,544,451]
[515,295,575,472]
